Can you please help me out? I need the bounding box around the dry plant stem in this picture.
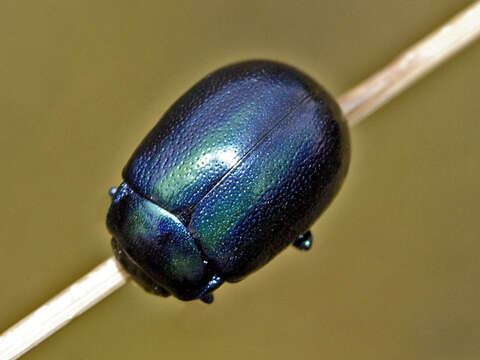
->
[0,257,128,360]
[1,1,480,360]
[338,0,480,126]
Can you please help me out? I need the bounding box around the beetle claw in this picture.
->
[200,294,214,304]
[109,187,118,198]
[293,231,313,251]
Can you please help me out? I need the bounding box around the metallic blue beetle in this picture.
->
[107,60,350,303]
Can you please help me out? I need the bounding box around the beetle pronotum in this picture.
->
[1,1,480,359]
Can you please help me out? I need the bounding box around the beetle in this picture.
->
[106,60,350,303]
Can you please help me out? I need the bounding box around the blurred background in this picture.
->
[1,0,479,359]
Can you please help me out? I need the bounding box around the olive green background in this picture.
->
[1,1,479,359]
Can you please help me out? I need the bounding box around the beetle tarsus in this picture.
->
[200,294,214,304]
[109,187,118,198]
[197,274,223,304]
[293,231,313,251]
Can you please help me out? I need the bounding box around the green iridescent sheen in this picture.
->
[153,103,260,207]
[191,118,313,254]
[111,60,350,300]
[107,183,208,295]
[123,73,307,216]
[137,200,203,281]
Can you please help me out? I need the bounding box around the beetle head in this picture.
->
[106,182,219,301]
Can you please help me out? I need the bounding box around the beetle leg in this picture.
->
[198,275,224,304]
[293,231,313,251]
[200,294,214,304]
[108,187,118,198]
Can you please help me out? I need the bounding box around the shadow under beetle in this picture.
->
[106,60,350,303]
